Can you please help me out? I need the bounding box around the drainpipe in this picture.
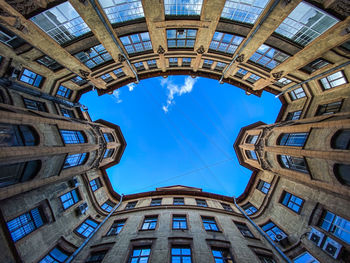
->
[65,195,124,263]
[275,60,350,98]
[219,0,281,83]
[233,197,293,263]
[88,0,139,83]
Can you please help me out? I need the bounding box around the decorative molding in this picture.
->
[79,70,90,79]
[272,71,284,80]
[0,8,27,32]
[4,0,47,16]
[196,45,205,54]
[157,45,165,55]
[235,54,245,63]
[118,54,126,62]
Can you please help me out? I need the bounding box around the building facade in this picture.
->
[0,0,349,262]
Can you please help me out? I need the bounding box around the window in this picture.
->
[211,248,234,263]
[171,246,192,263]
[249,44,290,70]
[56,86,72,98]
[0,124,38,146]
[278,155,308,173]
[245,150,257,160]
[210,32,243,55]
[141,216,157,230]
[215,62,227,72]
[316,101,342,116]
[332,130,350,150]
[86,250,107,263]
[113,68,125,78]
[90,178,102,192]
[147,60,157,69]
[98,0,144,24]
[182,58,191,67]
[169,58,178,67]
[63,153,88,169]
[285,110,302,121]
[75,44,112,69]
[76,218,98,238]
[257,180,270,194]
[19,69,44,88]
[300,58,330,74]
[60,189,80,210]
[261,221,287,241]
[274,1,338,46]
[221,0,269,24]
[164,0,203,16]
[6,207,45,242]
[150,198,162,206]
[318,210,350,244]
[221,203,233,212]
[120,32,152,54]
[128,246,151,263]
[125,201,137,210]
[30,2,91,45]
[60,130,86,144]
[173,215,187,229]
[246,74,261,84]
[39,246,70,263]
[202,59,213,69]
[101,200,115,212]
[242,203,257,215]
[196,199,207,207]
[235,68,248,78]
[246,135,258,144]
[71,75,87,86]
[257,254,276,263]
[100,73,113,83]
[274,77,292,88]
[107,220,126,236]
[202,216,219,231]
[278,133,308,147]
[37,56,63,71]
[289,87,306,100]
[167,29,197,48]
[0,25,26,48]
[103,133,114,143]
[173,197,184,205]
[334,164,350,186]
[60,107,75,118]
[103,148,115,158]
[320,71,347,90]
[280,191,304,213]
[23,98,47,112]
[234,221,254,238]
[134,62,145,71]
[293,252,319,263]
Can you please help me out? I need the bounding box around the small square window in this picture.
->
[242,203,257,215]
[210,32,243,55]
[173,215,187,229]
[261,221,288,242]
[141,216,158,230]
[56,86,72,99]
[246,74,261,84]
[113,68,125,78]
[171,246,192,263]
[128,246,151,262]
[75,218,98,238]
[211,247,234,262]
[235,68,248,78]
[202,216,219,231]
[89,178,102,192]
[214,62,227,72]
[196,199,207,207]
[249,44,289,70]
[19,69,44,88]
[120,32,153,54]
[103,148,115,158]
[125,201,137,210]
[75,44,112,69]
[71,75,87,86]
[280,191,304,213]
[182,58,192,67]
[147,60,157,69]
[150,198,162,206]
[86,250,107,263]
[60,189,80,210]
[101,200,115,212]
[202,59,213,69]
[173,197,184,205]
[274,77,292,88]
[100,73,114,83]
[169,58,178,67]
[234,221,255,238]
[257,180,270,194]
[167,29,197,49]
[37,56,63,71]
[60,107,75,118]
[134,62,145,71]
[285,110,302,121]
[289,87,306,101]
[221,203,233,212]
[245,150,257,160]
[107,220,126,236]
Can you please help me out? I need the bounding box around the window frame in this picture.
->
[56,85,72,99]
[90,178,102,192]
[209,31,244,55]
[248,44,290,70]
[242,202,258,215]
[86,250,108,263]
[23,98,47,112]
[75,218,99,238]
[170,245,193,263]
[167,29,198,49]
[38,246,70,263]
[74,44,112,69]
[127,246,151,263]
[300,58,331,74]
[234,221,255,238]
[221,203,233,212]
[211,247,235,263]
[196,199,208,207]
[36,55,63,72]
[106,219,126,236]
[60,130,86,144]
[140,215,158,231]
[279,191,304,214]
[201,216,220,232]
[164,0,203,16]
[63,152,88,169]
[277,132,309,147]
[261,220,288,242]
[278,154,309,174]
[101,200,116,212]
[256,180,270,194]
[120,32,153,55]
[289,87,306,101]
[150,198,162,206]
[245,150,258,160]
[173,197,184,205]
[319,71,348,91]
[285,110,302,121]
[125,201,137,210]
[172,214,188,230]
[315,100,342,116]
[59,188,81,210]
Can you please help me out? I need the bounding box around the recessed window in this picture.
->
[294,252,319,263]
[234,221,254,238]
[75,44,112,69]
[19,69,44,88]
[56,86,72,99]
[23,98,47,112]
[221,0,269,24]
[60,107,75,118]
[210,32,243,55]
[37,56,63,71]
[242,202,257,215]
[63,153,88,169]
[90,178,102,192]
[0,160,41,187]
[171,246,192,263]
[274,1,338,46]
[125,201,137,210]
[86,250,107,263]
[103,133,114,143]
[246,74,261,84]
[6,206,45,242]
[71,75,87,86]
[0,123,38,147]
[173,197,184,205]
[202,59,213,69]
[245,150,257,160]
[101,200,116,212]
[0,25,26,49]
[285,110,302,121]
[60,189,81,210]
[214,62,227,72]
[107,220,126,236]
[331,130,350,150]
[39,246,70,263]
[334,164,350,186]
[196,199,207,207]
[30,2,91,45]
[249,44,289,70]
[120,32,152,54]
[164,0,203,16]
[278,155,308,173]
[278,133,308,147]
[320,71,348,90]
[76,218,98,238]
[202,216,219,231]
[261,221,287,242]
[169,58,178,67]
[134,62,145,71]
[316,101,342,116]
[147,60,157,69]
[150,198,162,206]
[173,215,187,229]
[280,191,304,213]
[257,180,270,194]
[318,210,350,244]
[300,58,330,74]
[113,68,126,78]
[274,77,292,88]
[103,148,115,158]
[60,130,86,144]
[100,73,113,83]
[98,0,144,24]
[141,216,158,230]
[182,58,191,67]
[128,246,151,263]
[212,248,234,262]
[289,87,306,101]
[221,203,233,211]
[167,29,197,49]
[246,135,258,144]
[235,68,248,78]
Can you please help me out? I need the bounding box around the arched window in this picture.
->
[331,130,350,150]
[103,133,114,143]
[278,133,308,147]
[334,164,350,186]
[0,124,39,146]
[63,153,88,169]
[278,155,308,173]
[246,135,258,144]
[60,130,86,144]
[0,160,41,188]
[103,148,114,159]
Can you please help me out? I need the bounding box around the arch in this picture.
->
[0,123,39,146]
[331,129,350,150]
[334,164,350,186]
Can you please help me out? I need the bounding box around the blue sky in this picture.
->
[80,76,281,197]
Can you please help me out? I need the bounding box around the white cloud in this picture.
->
[112,90,122,103]
[161,76,197,113]
[127,83,136,92]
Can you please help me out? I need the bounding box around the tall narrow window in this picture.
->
[212,248,234,262]
[0,124,38,146]
[300,58,330,74]
[23,98,47,112]
[120,32,152,54]
[60,189,81,210]
[75,218,98,238]
[234,221,254,238]
[333,164,350,186]
[19,69,44,88]
[164,0,203,16]
[320,71,348,90]
[128,246,151,263]
[86,250,107,263]
[39,246,70,263]
[210,32,243,55]
[257,180,270,194]
[56,86,72,99]
[30,2,91,45]
[278,133,308,147]
[60,130,86,144]
[331,130,350,150]
[103,133,114,143]
[171,246,192,263]
[75,44,112,69]
[202,216,219,231]
[318,210,350,244]
[107,220,126,236]
[221,203,233,212]
[249,44,289,70]
[103,148,114,158]
[37,56,63,71]
[261,221,288,241]
[6,206,45,242]
[63,153,88,169]
[278,155,308,173]
[245,150,257,160]
[316,101,342,116]
[173,197,184,205]
[274,1,338,46]
[289,87,306,101]
[167,29,197,49]
[285,110,302,121]
[280,191,304,213]
[141,216,158,230]
[196,199,207,207]
[125,201,137,210]
[98,0,144,24]
[90,178,102,192]
[150,198,162,206]
[101,200,115,212]
[242,203,257,215]
[173,215,187,229]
